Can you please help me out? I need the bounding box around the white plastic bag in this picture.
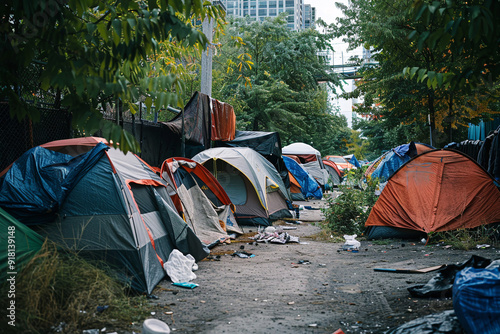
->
[163,249,197,283]
[343,234,361,250]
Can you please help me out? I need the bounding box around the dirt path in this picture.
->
[139,199,500,334]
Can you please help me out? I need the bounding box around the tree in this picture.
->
[0,0,225,153]
[332,0,499,148]
[405,0,500,90]
[211,15,350,154]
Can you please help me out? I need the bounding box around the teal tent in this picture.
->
[0,208,45,281]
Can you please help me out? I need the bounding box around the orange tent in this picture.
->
[365,149,500,233]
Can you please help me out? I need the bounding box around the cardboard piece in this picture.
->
[374,265,446,274]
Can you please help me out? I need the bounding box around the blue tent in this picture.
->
[283,156,322,200]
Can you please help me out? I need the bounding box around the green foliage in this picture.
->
[332,0,500,149]
[211,15,350,154]
[0,0,225,153]
[404,0,500,90]
[322,172,378,236]
[0,240,152,333]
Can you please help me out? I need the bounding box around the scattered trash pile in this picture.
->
[384,255,500,334]
[250,226,300,244]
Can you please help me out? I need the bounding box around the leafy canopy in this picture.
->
[0,0,224,153]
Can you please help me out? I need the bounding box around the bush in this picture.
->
[322,172,378,236]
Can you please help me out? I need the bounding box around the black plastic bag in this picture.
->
[408,255,491,298]
[385,310,463,334]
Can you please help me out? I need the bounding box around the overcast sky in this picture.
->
[305,0,346,25]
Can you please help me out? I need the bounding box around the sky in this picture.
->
[305,0,345,26]
[306,0,359,128]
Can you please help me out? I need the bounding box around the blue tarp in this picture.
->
[0,142,109,224]
[468,118,500,141]
[283,156,322,200]
[348,155,361,168]
[453,261,500,334]
[370,142,418,182]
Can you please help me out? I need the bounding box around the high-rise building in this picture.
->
[222,0,306,31]
[303,4,314,29]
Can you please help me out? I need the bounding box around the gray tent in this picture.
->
[0,137,208,294]
[193,147,292,226]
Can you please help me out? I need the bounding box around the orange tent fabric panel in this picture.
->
[365,150,500,233]
[211,98,236,142]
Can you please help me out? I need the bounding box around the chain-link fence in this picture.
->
[0,103,72,172]
[0,61,72,172]
[1,62,184,172]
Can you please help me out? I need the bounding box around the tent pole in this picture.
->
[181,107,185,157]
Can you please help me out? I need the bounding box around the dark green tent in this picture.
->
[0,208,45,281]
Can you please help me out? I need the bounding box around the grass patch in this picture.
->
[0,240,152,333]
[305,222,345,242]
[428,224,500,250]
[370,239,401,245]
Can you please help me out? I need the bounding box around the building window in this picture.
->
[250,9,256,16]
[285,0,294,7]
[269,8,277,15]
[259,1,267,8]
[269,0,277,8]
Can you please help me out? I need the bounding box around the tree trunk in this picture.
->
[428,90,436,147]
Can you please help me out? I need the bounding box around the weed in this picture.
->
[428,224,500,250]
[0,240,152,333]
[322,175,378,237]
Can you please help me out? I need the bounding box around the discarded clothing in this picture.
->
[251,227,300,244]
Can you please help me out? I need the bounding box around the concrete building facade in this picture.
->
[222,0,306,30]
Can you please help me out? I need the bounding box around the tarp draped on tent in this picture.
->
[365,149,500,234]
[0,143,109,224]
[214,130,290,189]
[282,143,329,187]
[0,207,45,281]
[0,137,208,294]
[160,157,242,245]
[366,142,434,182]
[283,156,322,200]
[343,154,361,168]
[192,147,292,226]
[322,160,343,187]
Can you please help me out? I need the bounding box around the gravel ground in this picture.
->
[125,198,500,334]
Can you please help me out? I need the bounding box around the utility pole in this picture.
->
[201,8,214,96]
